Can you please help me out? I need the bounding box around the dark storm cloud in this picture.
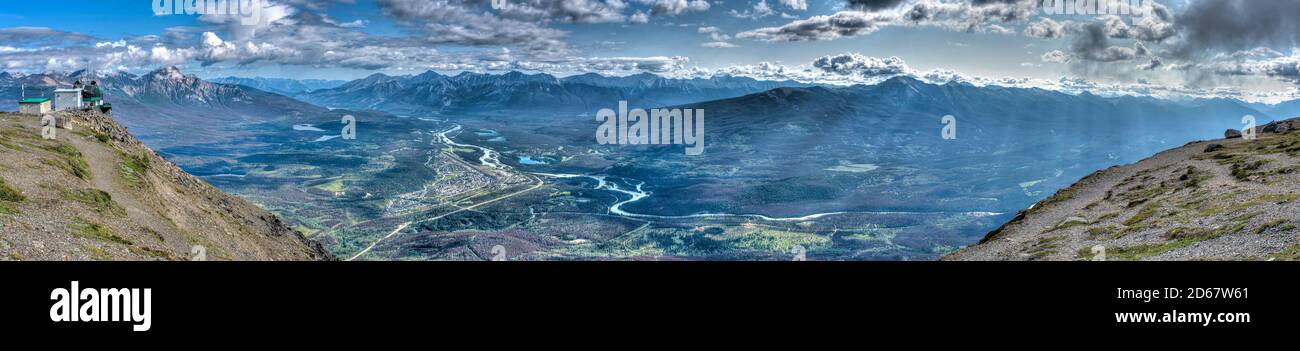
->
[846,0,906,11]
[1069,20,1144,62]
[1171,0,1300,59]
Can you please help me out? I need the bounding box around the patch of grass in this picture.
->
[94,132,111,143]
[1077,245,1105,260]
[81,243,112,261]
[0,202,17,215]
[70,218,132,246]
[1231,160,1271,181]
[1258,193,1299,204]
[1029,249,1057,259]
[1086,225,1118,239]
[1180,166,1212,188]
[1192,193,1297,217]
[63,188,126,217]
[1233,211,1264,223]
[1035,235,1063,245]
[41,157,90,180]
[1219,222,1248,237]
[1270,243,1300,261]
[1050,218,1089,232]
[0,126,40,141]
[1036,187,1078,209]
[1123,201,1161,227]
[0,138,21,151]
[1210,152,1245,165]
[1106,241,1194,261]
[1257,219,1287,234]
[1118,184,1170,204]
[38,142,90,179]
[142,226,165,243]
[128,246,172,260]
[1110,210,1250,260]
[0,177,25,215]
[1164,227,1214,241]
[117,150,150,188]
[0,177,26,202]
[41,143,80,158]
[1025,235,1063,259]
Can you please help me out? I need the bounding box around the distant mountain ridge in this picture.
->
[297,70,816,116]
[209,76,348,95]
[0,67,355,150]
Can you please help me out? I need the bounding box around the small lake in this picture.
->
[293,124,327,132]
[519,155,549,165]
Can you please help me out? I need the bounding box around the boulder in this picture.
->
[1225,129,1243,139]
[1261,118,1300,134]
[1203,143,1224,153]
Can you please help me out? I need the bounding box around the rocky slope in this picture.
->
[945,118,1300,261]
[0,111,332,261]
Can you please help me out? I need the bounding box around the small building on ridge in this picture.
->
[18,97,51,115]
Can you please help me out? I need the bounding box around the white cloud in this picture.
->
[701,41,739,48]
[812,53,909,77]
[638,0,710,16]
[1023,18,1067,39]
[497,0,630,23]
[1041,50,1070,63]
[737,11,888,41]
[738,0,1039,42]
[779,0,807,11]
[629,11,650,23]
[729,0,777,20]
[96,40,128,49]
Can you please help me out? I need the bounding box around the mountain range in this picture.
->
[295,71,815,116]
[1,68,358,150]
[209,76,348,96]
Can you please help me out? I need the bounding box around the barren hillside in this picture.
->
[946,118,1300,261]
[0,111,331,261]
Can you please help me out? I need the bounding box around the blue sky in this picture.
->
[2,1,1300,102]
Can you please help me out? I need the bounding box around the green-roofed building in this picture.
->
[18,97,51,115]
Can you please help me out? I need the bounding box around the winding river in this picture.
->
[436,125,1003,222]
